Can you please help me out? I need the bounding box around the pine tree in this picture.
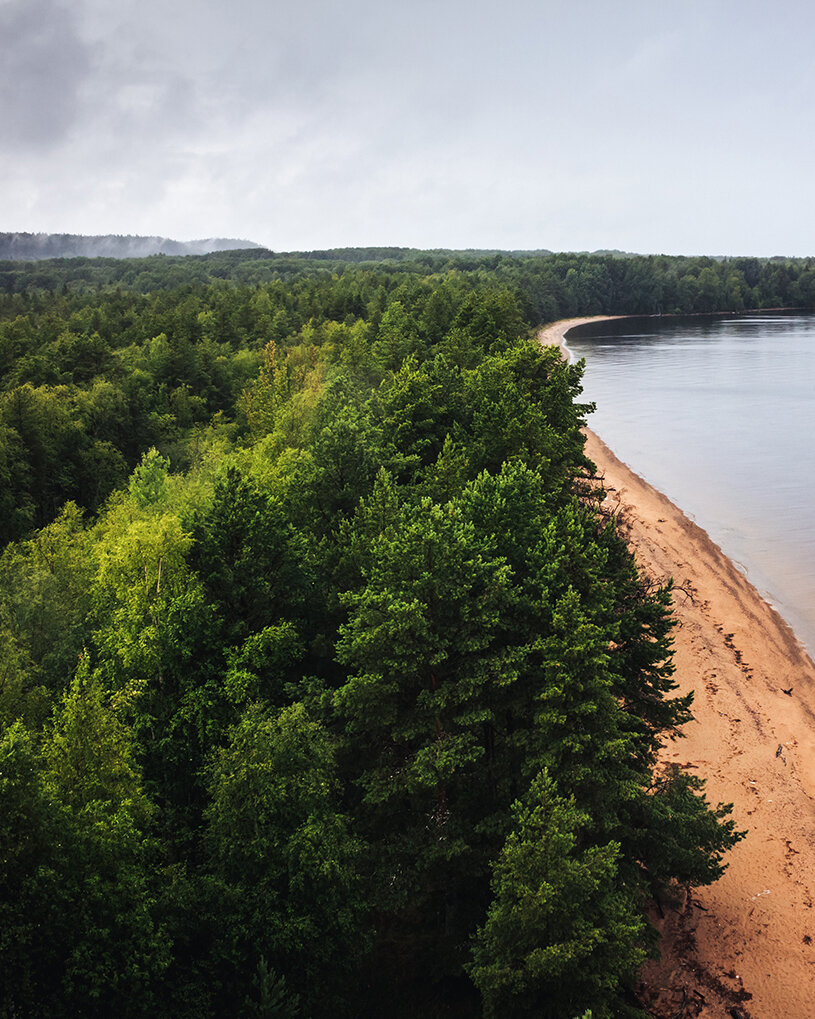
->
[468,770,647,1019]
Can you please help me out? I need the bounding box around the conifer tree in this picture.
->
[468,770,647,1019]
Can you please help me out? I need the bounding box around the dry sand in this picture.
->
[540,318,815,1019]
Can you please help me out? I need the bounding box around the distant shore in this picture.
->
[540,317,815,1018]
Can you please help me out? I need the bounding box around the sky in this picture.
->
[1,0,814,256]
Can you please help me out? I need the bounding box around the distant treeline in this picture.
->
[0,254,741,1017]
[1,246,813,319]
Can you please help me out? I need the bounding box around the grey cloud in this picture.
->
[3,0,815,255]
[0,0,91,147]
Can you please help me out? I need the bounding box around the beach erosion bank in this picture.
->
[540,318,815,1018]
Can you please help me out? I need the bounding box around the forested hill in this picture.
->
[0,251,743,1017]
[0,232,261,261]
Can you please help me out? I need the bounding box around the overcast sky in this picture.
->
[1,0,813,256]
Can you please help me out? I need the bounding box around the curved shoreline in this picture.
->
[540,317,815,1018]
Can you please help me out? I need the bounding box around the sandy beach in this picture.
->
[540,318,815,1018]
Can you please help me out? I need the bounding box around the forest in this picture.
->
[0,248,750,1017]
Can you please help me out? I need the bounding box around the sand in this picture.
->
[540,318,815,1019]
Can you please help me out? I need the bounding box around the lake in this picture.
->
[565,312,815,655]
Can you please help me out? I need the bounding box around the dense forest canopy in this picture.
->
[0,247,746,1017]
[2,245,815,315]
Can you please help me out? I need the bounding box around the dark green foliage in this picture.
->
[467,771,647,1019]
[635,765,742,892]
[335,494,515,940]
[191,464,312,645]
[2,245,814,538]
[205,703,365,1016]
[247,959,301,1018]
[458,341,592,485]
[0,669,167,1018]
[309,394,385,521]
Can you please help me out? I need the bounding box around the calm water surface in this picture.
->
[566,313,815,654]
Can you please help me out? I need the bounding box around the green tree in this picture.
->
[191,463,312,645]
[129,447,170,508]
[206,702,365,1017]
[372,299,419,369]
[468,771,646,1019]
[0,422,33,542]
[92,497,217,836]
[460,341,592,489]
[0,663,167,1017]
[0,501,94,699]
[334,495,515,955]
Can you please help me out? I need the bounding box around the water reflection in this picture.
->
[566,313,815,654]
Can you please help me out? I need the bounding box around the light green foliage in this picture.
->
[91,492,219,828]
[129,447,170,508]
[94,507,200,700]
[0,502,94,703]
[335,318,375,380]
[240,339,327,446]
[44,654,151,821]
[0,619,38,726]
[372,299,419,368]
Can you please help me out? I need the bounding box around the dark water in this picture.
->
[565,313,815,654]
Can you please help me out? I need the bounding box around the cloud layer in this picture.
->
[1,0,814,255]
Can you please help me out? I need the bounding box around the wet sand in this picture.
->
[540,317,815,1018]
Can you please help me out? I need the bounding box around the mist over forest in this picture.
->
[0,232,261,261]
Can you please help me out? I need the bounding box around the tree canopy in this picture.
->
[0,249,743,1017]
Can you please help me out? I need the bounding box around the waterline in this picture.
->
[566,312,815,655]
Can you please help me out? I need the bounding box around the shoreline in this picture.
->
[558,313,815,661]
[540,317,815,1018]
